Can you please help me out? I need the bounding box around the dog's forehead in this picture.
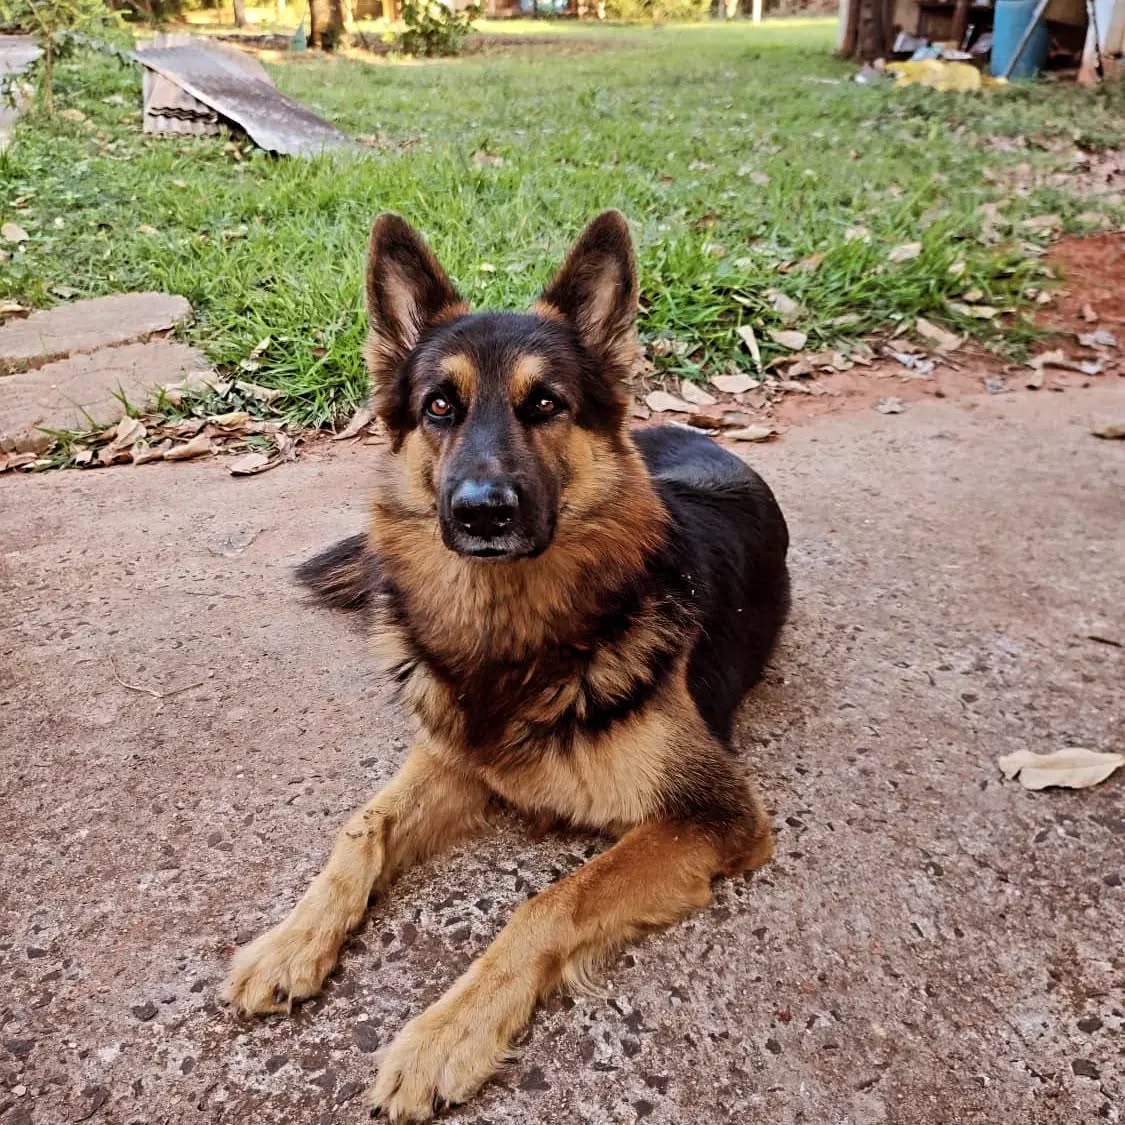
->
[422,312,580,397]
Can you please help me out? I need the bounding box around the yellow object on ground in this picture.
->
[886,59,1008,92]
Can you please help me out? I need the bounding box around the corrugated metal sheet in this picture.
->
[133,35,351,157]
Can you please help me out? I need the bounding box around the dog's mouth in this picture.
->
[448,534,541,562]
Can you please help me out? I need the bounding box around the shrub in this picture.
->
[0,0,127,114]
[604,0,710,19]
[399,0,479,58]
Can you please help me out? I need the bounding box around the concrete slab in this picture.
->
[0,339,212,451]
[0,35,39,153]
[0,385,1123,1125]
[0,292,193,375]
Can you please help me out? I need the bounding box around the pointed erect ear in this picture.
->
[537,210,639,374]
[364,214,465,373]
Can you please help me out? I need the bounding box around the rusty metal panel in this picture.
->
[133,35,351,156]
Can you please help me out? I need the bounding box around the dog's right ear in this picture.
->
[364,214,465,377]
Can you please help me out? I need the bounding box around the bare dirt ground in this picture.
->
[2,376,1123,1125]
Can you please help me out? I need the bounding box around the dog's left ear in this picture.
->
[537,210,639,375]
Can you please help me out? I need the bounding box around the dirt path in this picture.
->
[2,384,1123,1125]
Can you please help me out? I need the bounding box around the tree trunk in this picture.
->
[309,0,347,47]
[233,0,248,27]
[854,0,889,59]
[41,37,55,116]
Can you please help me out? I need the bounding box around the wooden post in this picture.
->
[951,0,972,47]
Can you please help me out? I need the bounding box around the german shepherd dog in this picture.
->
[225,211,790,1121]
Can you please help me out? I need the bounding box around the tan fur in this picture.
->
[509,353,546,402]
[225,746,490,1015]
[438,353,477,401]
[368,821,725,1119]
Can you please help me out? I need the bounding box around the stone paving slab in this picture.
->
[0,339,211,451]
[0,292,193,375]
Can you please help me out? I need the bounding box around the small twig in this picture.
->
[109,654,204,700]
[1087,633,1122,649]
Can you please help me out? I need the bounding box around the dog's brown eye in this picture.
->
[532,396,558,417]
[425,396,453,421]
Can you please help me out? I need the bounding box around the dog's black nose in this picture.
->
[450,479,519,539]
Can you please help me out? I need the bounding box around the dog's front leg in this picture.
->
[225,745,490,1016]
[369,815,769,1121]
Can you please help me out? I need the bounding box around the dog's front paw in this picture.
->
[367,1001,508,1122]
[224,918,341,1016]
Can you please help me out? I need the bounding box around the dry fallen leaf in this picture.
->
[998,747,1124,790]
[0,300,28,316]
[1080,303,1099,323]
[736,325,762,371]
[915,317,961,353]
[645,390,694,414]
[875,397,904,414]
[727,425,777,442]
[1092,421,1125,440]
[1078,329,1118,350]
[679,380,717,408]
[207,411,251,431]
[1028,349,1084,373]
[748,170,770,186]
[275,431,297,462]
[164,434,212,461]
[332,402,375,441]
[234,380,281,403]
[137,224,159,236]
[712,373,756,395]
[107,416,146,453]
[472,150,505,168]
[228,452,273,476]
[887,241,922,264]
[768,329,807,351]
[767,291,801,320]
[1,222,30,244]
[1025,367,1045,390]
[1020,213,1061,233]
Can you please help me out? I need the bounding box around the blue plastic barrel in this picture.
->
[992,0,1050,79]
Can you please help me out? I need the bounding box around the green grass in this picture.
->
[3,20,1124,426]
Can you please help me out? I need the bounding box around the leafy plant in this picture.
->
[0,0,126,114]
[398,0,479,58]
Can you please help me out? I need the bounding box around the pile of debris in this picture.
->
[133,33,350,157]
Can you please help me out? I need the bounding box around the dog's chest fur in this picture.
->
[367,550,701,829]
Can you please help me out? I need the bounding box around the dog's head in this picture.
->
[364,211,640,562]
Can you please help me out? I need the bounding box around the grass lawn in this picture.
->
[2,19,1124,426]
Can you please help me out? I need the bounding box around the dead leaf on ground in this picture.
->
[1019,213,1062,233]
[333,402,375,441]
[727,425,777,442]
[736,325,762,371]
[228,451,274,476]
[164,434,212,461]
[472,150,505,168]
[234,380,281,403]
[1080,304,1099,323]
[274,431,297,462]
[844,225,870,243]
[1028,349,1084,373]
[915,317,961,353]
[998,747,1124,790]
[875,397,904,414]
[767,291,802,320]
[712,372,756,395]
[50,284,78,299]
[1025,367,1045,390]
[1092,421,1125,440]
[679,380,717,408]
[207,411,251,431]
[1078,329,1118,349]
[132,440,169,465]
[948,301,1000,320]
[887,241,922,264]
[211,529,262,557]
[0,299,29,317]
[1,222,30,244]
[646,390,694,414]
[768,329,807,351]
[107,416,146,453]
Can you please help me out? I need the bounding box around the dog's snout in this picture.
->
[450,479,520,539]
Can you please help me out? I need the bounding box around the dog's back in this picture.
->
[635,425,789,743]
